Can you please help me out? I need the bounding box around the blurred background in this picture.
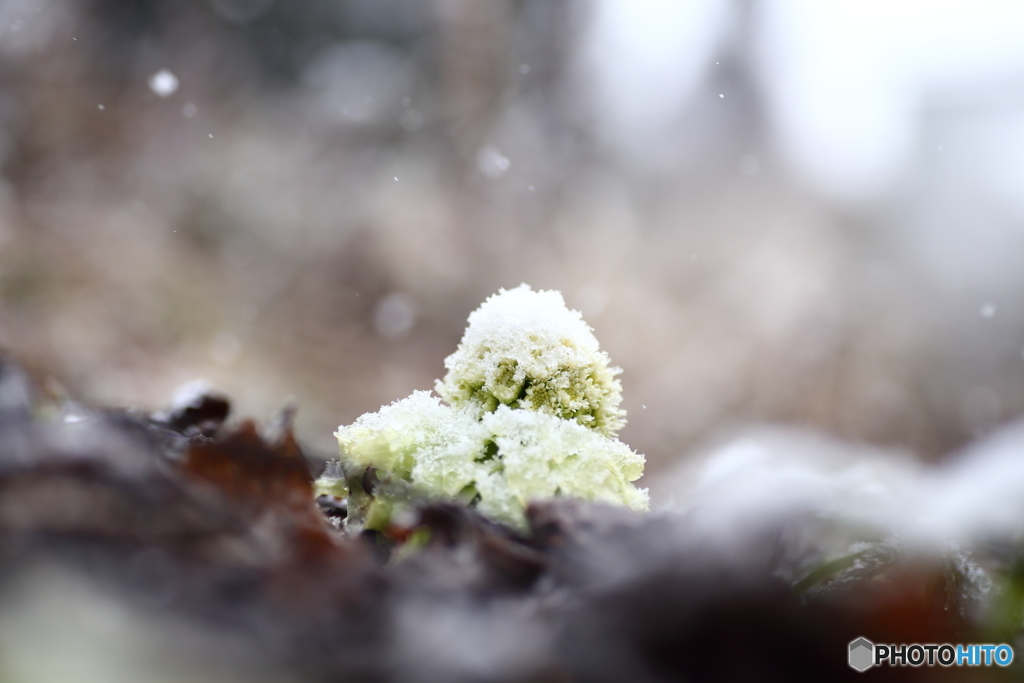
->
[1,0,1024,475]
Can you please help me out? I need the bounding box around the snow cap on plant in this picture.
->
[436,284,625,437]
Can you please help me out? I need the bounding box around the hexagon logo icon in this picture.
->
[849,637,874,672]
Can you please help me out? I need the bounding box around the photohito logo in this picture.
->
[848,638,1014,671]
[849,638,874,672]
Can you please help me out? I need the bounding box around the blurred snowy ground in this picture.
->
[0,0,1024,479]
[656,419,1024,564]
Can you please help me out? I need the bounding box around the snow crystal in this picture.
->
[476,145,511,179]
[148,69,179,98]
[374,292,416,339]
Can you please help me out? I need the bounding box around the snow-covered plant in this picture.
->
[318,285,648,531]
[436,285,625,436]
